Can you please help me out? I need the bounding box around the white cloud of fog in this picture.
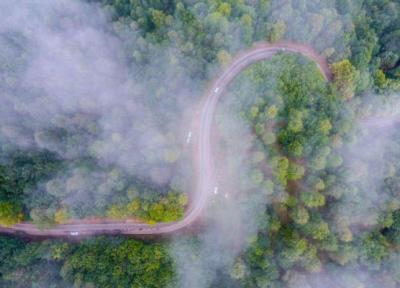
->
[337,96,400,228]
[1,0,398,287]
[269,0,353,59]
[0,0,195,189]
[297,257,400,288]
[171,76,270,288]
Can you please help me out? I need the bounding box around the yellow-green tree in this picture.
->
[268,20,286,43]
[0,201,23,227]
[106,204,127,219]
[55,208,70,224]
[331,60,358,100]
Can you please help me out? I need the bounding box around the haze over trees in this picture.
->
[0,0,399,287]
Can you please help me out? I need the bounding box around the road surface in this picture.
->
[0,42,332,237]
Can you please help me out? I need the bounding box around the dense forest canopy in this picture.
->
[0,0,399,287]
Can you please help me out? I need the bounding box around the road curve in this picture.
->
[0,42,332,237]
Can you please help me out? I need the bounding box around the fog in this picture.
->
[172,96,268,287]
[0,0,274,284]
[0,0,399,287]
[298,95,400,288]
[337,97,400,228]
[171,1,358,287]
[0,0,197,216]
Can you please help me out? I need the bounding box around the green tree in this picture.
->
[230,259,247,280]
[268,20,286,43]
[266,105,278,119]
[359,232,389,268]
[374,69,390,90]
[319,119,332,135]
[272,157,289,186]
[61,238,174,287]
[262,132,276,145]
[301,192,325,208]
[291,206,309,225]
[287,110,304,133]
[148,203,165,222]
[106,204,127,219]
[0,201,22,227]
[287,162,305,181]
[30,208,55,229]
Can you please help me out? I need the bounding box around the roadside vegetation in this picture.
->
[0,235,175,287]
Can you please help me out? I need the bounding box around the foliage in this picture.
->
[0,235,175,287]
[106,191,187,223]
[0,0,399,286]
[0,201,22,227]
[331,59,358,100]
[62,237,174,287]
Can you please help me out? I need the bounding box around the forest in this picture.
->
[0,0,399,287]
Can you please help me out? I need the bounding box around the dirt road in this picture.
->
[0,42,331,237]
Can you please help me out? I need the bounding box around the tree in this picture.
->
[249,106,259,120]
[301,216,330,241]
[287,162,305,181]
[331,134,343,148]
[262,132,276,145]
[126,186,139,201]
[301,192,325,208]
[283,271,311,288]
[177,193,188,207]
[268,20,286,43]
[359,231,389,268]
[148,203,165,222]
[272,157,289,186]
[311,178,325,191]
[338,225,353,243]
[287,110,304,133]
[50,242,71,261]
[291,206,309,225]
[30,208,55,229]
[310,221,329,240]
[126,198,141,215]
[302,244,322,272]
[288,139,304,157]
[310,154,327,171]
[266,105,278,119]
[387,210,400,245]
[217,49,231,66]
[279,232,308,269]
[374,69,390,90]
[379,51,399,70]
[319,119,332,135]
[327,153,343,168]
[252,151,265,164]
[331,60,358,100]
[54,208,70,224]
[151,9,167,29]
[329,244,358,266]
[230,259,247,280]
[217,2,231,17]
[0,201,22,227]
[251,169,264,186]
[240,14,253,45]
[106,204,127,219]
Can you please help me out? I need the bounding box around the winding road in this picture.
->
[0,42,332,237]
